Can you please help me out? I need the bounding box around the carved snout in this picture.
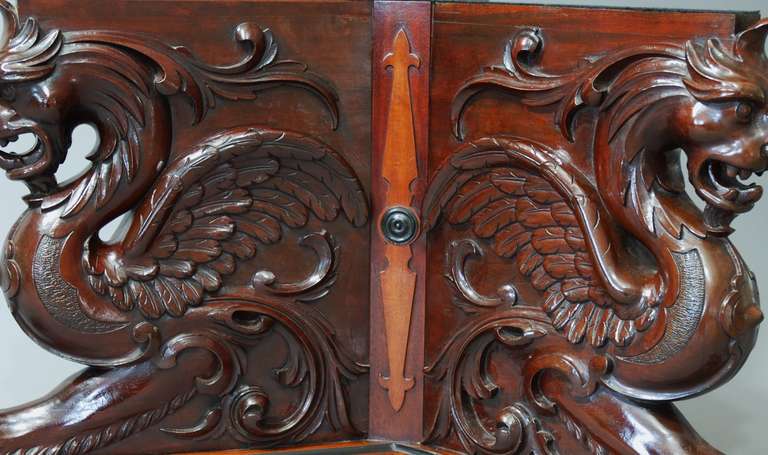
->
[0,106,59,191]
[0,1,18,52]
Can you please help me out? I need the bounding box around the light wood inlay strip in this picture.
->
[370,0,431,441]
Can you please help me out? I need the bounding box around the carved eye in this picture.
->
[0,85,15,103]
[735,102,754,123]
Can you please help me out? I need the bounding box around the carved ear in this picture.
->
[736,19,768,63]
[0,0,18,51]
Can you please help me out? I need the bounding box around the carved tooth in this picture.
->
[739,169,752,180]
[724,188,739,201]
[726,164,739,178]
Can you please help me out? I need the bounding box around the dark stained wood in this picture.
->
[369,0,431,442]
[0,1,765,454]
[180,440,457,455]
[1,1,373,454]
[423,3,767,454]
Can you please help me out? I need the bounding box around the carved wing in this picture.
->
[35,22,340,218]
[424,137,658,348]
[86,128,367,319]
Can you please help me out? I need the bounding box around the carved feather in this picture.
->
[87,128,367,319]
[424,137,658,348]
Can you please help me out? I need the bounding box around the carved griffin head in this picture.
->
[0,1,338,211]
[680,22,768,233]
[0,2,66,196]
[454,20,768,236]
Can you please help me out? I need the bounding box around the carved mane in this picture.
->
[0,14,339,214]
[426,20,768,404]
[0,3,369,452]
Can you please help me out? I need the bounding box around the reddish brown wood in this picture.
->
[179,440,457,455]
[378,28,420,413]
[0,1,765,454]
[423,3,766,454]
[370,0,431,442]
[0,1,373,454]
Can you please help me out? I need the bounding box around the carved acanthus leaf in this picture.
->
[17,20,340,218]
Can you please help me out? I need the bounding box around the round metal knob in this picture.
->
[381,206,419,245]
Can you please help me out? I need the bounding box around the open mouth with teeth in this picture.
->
[694,159,765,233]
[0,130,42,161]
[0,126,54,180]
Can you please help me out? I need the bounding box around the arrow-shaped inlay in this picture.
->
[377,27,420,412]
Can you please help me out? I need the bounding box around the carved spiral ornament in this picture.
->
[0,1,766,454]
[423,16,768,455]
[0,1,369,453]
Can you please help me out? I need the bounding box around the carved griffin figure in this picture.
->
[424,17,768,454]
[0,2,367,453]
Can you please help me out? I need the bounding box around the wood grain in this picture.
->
[180,440,459,455]
[370,0,431,441]
[0,1,764,454]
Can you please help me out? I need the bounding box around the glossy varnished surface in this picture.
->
[369,0,430,441]
[2,1,372,453]
[180,440,459,455]
[423,2,766,453]
[0,1,765,454]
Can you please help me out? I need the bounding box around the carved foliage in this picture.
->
[156,298,367,448]
[424,18,768,454]
[0,2,369,453]
[425,21,768,377]
[425,255,608,454]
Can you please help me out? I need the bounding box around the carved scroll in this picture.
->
[0,2,370,453]
[423,15,768,455]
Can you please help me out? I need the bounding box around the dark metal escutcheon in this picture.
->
[381,206,419,245]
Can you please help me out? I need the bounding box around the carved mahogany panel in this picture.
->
[0,1,766,454]
[424,3,767,454]
[0,1,372,454]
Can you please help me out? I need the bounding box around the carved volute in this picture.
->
[422,8,768,454]
[0,1,766,454]
[0,1,370,452]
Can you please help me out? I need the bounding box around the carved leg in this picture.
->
[540,381,723,455]
[0,299,366,455]
[0,359,203,454]
[423,307,726,455]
